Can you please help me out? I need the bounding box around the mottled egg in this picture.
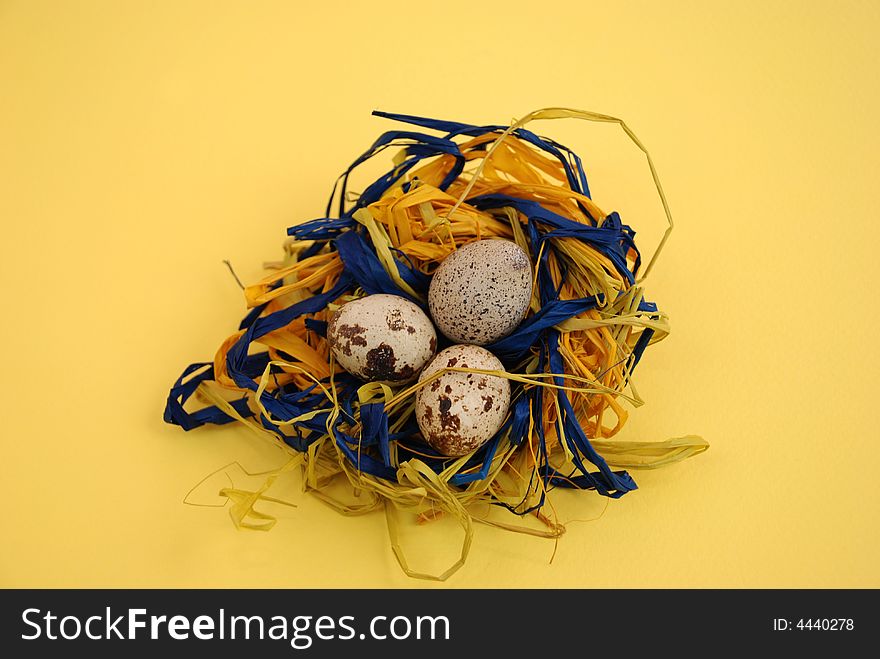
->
[415,344,511,457]
[327,294,436,384]
[428,239,532,345]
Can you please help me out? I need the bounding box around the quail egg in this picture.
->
[415,344,511,456]
[428,239,532,345]
[327,294,436,384]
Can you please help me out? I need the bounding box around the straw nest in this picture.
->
[165,108,707,580]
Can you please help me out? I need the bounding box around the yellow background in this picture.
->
[1,0,878,588]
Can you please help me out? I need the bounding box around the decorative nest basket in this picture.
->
[165,108,707,580]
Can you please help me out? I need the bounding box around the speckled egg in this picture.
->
[327,294,436,385]
[415,344,511,457]
[428,239,532,345]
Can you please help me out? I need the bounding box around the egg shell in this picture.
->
[415,344,511,457]
[327,294,436,384]
[428,239,533,345]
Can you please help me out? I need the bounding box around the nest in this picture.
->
[165,108,707,580]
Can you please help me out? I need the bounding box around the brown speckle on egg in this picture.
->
[364,342,397,381]
[327,294,436,385]
[415,344,511,457]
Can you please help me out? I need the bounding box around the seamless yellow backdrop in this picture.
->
[1,0,878,587]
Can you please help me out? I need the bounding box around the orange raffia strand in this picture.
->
[540,393,559,455]
[213,331,246,390]
[366,184,508,269]
[211,256,343,393]
[262,323,331,381]
[405,132,572,202]
[556,334,598,439]
[389,139,634,295]
[457,132,569,185]
[212,328,304,394]
[244,252,343,307]
[449,138,600,223]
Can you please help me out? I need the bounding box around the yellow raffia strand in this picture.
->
[591,436,709,469]
[219,456,303,531]
[187,108,705,580]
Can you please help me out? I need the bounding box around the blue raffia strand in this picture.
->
[165,109,683,534]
